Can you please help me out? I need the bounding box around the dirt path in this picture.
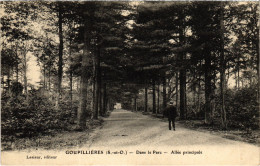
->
[79,109,259,165]
[2,109,259,165]
[85,109,258,148]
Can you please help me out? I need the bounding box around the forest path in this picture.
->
[81,109,259,164]
[2,109,259,165]
[86,109,258,148]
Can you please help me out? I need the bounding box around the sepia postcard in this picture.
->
[1,1,259,165]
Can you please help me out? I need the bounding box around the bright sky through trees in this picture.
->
[27,52,41,86]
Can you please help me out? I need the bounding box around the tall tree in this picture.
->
[57,3,64,104]
[77,2,95,129]
[220,2,227,129]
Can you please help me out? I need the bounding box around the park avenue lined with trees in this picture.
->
[1,2,259,151]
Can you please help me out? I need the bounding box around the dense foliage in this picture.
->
[224,86,259,129]
[1,88,74,139]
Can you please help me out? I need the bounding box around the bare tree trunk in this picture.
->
[23,50,27,96]
[77,77,80,92]
[107,98,110,111]
[193,83,196,107]
[92,78,96,118]
[179,9,187,120]
[48,65,51,90]
[168,78,172,100]
[237,65,240,90]
[136,96,138,111]
[157,83,160,115]
[68,25,73,114]
[197,60,202,115]
[144,86,148,112]
[180,61,186,120]
[152,79,156,114]
[99,79,102,116]
[212,60,217,119]
[99,87,103,116]
[93,45,101,119]
[256,5,260,113]
[236,50,240,90]
[102,83,107,115]
[163,76,167,113]
[220,2,227,129]
[235,72,237,90]
[7,68,11,93]
[204,49,213,124]
[193,69,197,112]
[43,62,46,90]
[69,62,73,119]
[134,96,137,112]
[70,72,73,118]
[15,43,19,82]
[57,3,63,106]
[77,5,94,129]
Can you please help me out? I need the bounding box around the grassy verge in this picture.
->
[178,120,259,146]
[1,119,104,151]
[141,112,259,146]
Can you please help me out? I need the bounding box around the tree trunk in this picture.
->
[157,83,160,115]
[220,2,227,129]
[92,77,96,118]
[99,88,103,116]
[99,81,102,116]
[93,71,98,119]
[98,65,102,116]
[237,65,240,90]
[193,75,196,107]
[175,72,179,113]
[136,96,138,111]
[204,50,213,124]
[77,7,94,129]
[162,76,167,113]
[144,86,148,112]
[23,51,27,95]
[212,60,217,119]
[256,5,260,111]
[180,57,186,120]
[57,3,63,105]
[7,67,11,93]
[179,9,186,120]
[197,60,202,114]
[152,79,156,114]
[15,43,19,82]
[102,83,107,115]
[168,78,172,100]
[69,69,73,113]
[134,96,137,112]
[70,72,73,119]
[236,49,240,90]
[93,45,101,119]
[43,62,46,89]
[68,26,73,115]
[235,72,237,90]
[107,98,110,111]
[102,70,107,115]
[241,77,244,88]
[77,77,80,92]
[98,63,103,116]
[48,65,51,90]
